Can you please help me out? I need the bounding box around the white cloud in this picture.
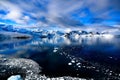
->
[0,0,30,24]
[0,0,119,29]
[47,0,84,23]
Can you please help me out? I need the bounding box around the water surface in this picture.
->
[0,34,120,78]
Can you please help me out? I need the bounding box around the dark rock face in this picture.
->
[13,36,30,39]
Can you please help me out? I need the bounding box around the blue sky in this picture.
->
[0,0,120,29]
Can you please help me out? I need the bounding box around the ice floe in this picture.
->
[7,75,22,80]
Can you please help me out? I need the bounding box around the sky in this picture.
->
[0,0,120,30]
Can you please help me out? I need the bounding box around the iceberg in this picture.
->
[7,75,23,80]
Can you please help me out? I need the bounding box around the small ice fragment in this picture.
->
[78,66,81,68]
[53,49,57,52]
[8,75,23,80]
[1,69,6,72]
[76,63,81,66]
[59,77,64,80]
[53,47,58,52]
[68,63,72,65]
[71,60,75,63]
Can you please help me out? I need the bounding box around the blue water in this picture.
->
[0,34,120,78]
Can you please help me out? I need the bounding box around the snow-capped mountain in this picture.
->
[0,24,117,40]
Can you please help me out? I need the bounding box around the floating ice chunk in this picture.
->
[71,60,75,63]
[76,63,81,66]
[53,49,57,52]
[53,47,58,52]
[59,77,64,80]
[68,62,72,65]
[8,75,23,80]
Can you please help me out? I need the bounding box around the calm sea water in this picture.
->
[0,35,120,78]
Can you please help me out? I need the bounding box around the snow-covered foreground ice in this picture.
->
[0,55,93,80]
[1,51,120,80]
[8,75,22,80]
[0,56,40,80]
